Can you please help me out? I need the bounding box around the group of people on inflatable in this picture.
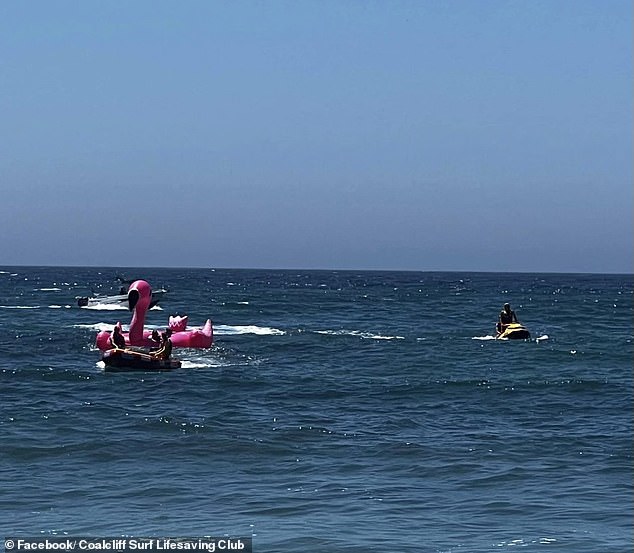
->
[109,323,173,360]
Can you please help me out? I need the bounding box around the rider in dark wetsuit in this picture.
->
[496,303,518,335]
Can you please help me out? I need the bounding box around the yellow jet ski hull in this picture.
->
[498,323,531,340]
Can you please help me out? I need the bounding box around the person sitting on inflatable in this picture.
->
[152,329,173,360]
[109,323,126,350]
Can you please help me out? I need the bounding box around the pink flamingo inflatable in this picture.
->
[96,280,213,351]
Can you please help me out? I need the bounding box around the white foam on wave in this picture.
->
[536,334,549,342]
[180,359,232,369]
[81,303,127,311]
[75,322,117,332]
[39,287,61,291]
[215,324,285,336]
[0,305,39,309]
[316,329,404,340]
[472,335,497,341]
[48,305,72,309]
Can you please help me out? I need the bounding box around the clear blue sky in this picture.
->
[1,0,631,273]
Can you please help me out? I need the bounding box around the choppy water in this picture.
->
[1,267,632,552]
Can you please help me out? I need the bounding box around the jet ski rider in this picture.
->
[496,303,518,335]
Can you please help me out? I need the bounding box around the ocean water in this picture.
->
[1,267,631,553]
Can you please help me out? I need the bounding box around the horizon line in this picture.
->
[1,264,632,277]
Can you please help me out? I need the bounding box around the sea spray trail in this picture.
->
[215,324,286,336]
[0,267,632,552]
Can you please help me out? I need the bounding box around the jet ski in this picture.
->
[497,323,531,340]
[101,348,181,372]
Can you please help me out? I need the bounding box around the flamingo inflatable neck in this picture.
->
[127,280,152,344]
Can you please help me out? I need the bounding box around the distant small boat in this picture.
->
[497,322,531,340]
[77,288,167,308]
[101,348,181,372]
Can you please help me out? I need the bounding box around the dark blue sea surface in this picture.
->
[1,267,632,552]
